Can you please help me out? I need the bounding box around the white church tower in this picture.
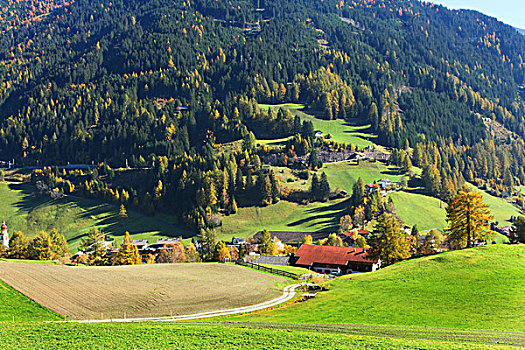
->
[1,220,8,249]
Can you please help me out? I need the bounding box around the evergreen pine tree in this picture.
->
[319,172,330,201]
[351,177,366,206]
[310,173,320,201]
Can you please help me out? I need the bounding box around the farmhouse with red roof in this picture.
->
[294,245,381,274]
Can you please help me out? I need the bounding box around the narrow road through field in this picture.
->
[48,283,306,324]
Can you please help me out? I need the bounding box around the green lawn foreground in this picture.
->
[225,245,525,332]
[0,322,519,350]
[0,280,59,322]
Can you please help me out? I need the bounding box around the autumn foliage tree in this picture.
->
[8,231,28,259]
[302,234,313,245]
[369,213,412,266]
[158,242,186,263]
[445,188,494,249]
[114,232,141,265]
[25,230,69,261]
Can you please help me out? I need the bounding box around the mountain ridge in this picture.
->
[1,0,525,229]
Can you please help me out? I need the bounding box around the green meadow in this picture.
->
[218,198,345,241]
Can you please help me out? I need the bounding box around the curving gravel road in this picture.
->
[49,283,307,324]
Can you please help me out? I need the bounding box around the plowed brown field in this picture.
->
[0,262,284,320]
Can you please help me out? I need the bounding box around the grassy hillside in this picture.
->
[0,322,520,350]
[468,184,522,225]
[0,280,59,321]
[219,159,519,242]
[0,183,192,250]
[0,262,284,320]
[218,199,345,241]
[322,161,405,189]
[389,191,447,231]
[258,103,377,148]
[226,245,525,332]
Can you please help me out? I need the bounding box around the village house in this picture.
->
[366,183,381,192]
[494,226,512,237]
[363,149,390,162]
[293,244,381,274]
[377,178,393,190]
[338,229,370,246]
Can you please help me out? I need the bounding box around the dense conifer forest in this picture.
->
[1,0,525,231]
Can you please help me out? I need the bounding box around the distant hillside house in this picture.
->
[366,183,380,192]
[294,245,381,274]
[377,178,393,190]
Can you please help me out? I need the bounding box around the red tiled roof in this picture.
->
[295,245,378,266]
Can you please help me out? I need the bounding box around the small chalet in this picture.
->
[338,229,370,245]
[132,240,149,250]
[294,245,381,274]
[148,238,180,250]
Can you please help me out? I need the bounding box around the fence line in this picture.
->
[235,261,300,279]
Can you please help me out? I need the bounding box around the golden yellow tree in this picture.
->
[445,188,494,249]
[302,234,313,245]
[114,232,141,265]
[218,247,231,262]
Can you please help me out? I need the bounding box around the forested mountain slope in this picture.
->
[1,0,525,229]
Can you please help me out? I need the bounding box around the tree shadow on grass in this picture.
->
[10,184,196,243]
[285,198,350,232]
[381,169,404,176]
[404,187,432,197]
[72,198,196,240]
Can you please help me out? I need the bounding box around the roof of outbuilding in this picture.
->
[253,231,330,244]
[295,245,378,266]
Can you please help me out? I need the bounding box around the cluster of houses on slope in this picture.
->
[261,148,390,168]
[73,238,182,262]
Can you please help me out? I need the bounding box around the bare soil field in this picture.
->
[0,262,285,320]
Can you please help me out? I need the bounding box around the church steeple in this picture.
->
[1,220,8,249]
